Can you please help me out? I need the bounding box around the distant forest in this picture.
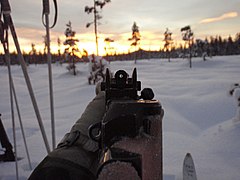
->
[0,33,239,65]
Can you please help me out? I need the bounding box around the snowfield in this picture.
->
[0,55,240,180]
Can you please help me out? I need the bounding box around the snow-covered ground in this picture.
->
[0,55,240,180]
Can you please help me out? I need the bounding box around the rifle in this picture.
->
[89,68,163,179]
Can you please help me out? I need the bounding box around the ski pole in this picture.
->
[42,0,56,150]
[0,0,51,154]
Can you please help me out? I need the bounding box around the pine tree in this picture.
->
[181,25,194,68]
[85,0,111,55]
[163,28,173,62]
[63,21,79,75]
[43,35,47,55]
[226,36,234,55]
[235,33,240,54]
[128,22,141,63]
[29,43,37,64]
[104,37,114,62]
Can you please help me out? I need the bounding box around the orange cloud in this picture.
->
[200,12,238,24]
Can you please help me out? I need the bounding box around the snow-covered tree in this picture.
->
[181,25,194,68]
[63,21,79,75]
[195,39,210,61]
[229,83,240,123]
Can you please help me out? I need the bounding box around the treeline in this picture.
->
[0,52,65,65]
[0,33,239,65]
[111,33,240,61]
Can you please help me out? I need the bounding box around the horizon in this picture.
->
[1,0,240,56]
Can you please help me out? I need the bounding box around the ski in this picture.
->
[183,153,197,180]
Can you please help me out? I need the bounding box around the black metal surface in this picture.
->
[101,68,141,103]
[0,114,15,161]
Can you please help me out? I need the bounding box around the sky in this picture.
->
[2,0,240,55]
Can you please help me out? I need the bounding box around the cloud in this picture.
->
[200,12,238,24]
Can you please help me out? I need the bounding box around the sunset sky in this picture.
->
[3,0,240,55]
